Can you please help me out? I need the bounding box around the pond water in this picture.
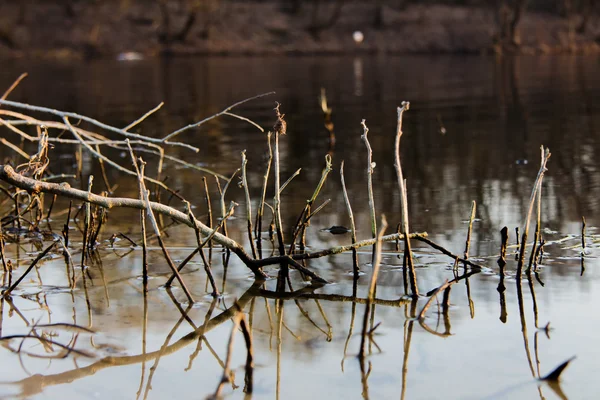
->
[0,54,599,400]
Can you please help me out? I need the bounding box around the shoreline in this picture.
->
[1,2,599,60]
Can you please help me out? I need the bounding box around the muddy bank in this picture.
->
[0,1,599,59]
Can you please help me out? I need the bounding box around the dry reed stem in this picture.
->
[241,151,258,259]
[395,102,418,296]
[464,201,476,260]
[80,176,93,269]
[517,146,551,276]
[340,161,359,273]
[527,163,544,273]
[289,154,332,254]
[139,189,149,290]
[360,119,377,261]
[0,73,28,102]
[581,216,586,254]
[0,230,7,276]
[255,131,273,256]
[358,215,388,360]
[273,104,286,256]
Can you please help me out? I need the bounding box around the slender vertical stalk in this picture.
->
[80,176,93,270]
[340,161,359,274]
[289,154,332,254]
[517,146,551,276]
[255,132,272,258]
[581,216,586,254]
[273,104,287,256]
[464,200,476,260]
[241,151,258,259]
[394,103,418,296]
[497,227,508,323]
[360,120,377,262]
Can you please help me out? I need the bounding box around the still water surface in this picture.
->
[0,55,599,399]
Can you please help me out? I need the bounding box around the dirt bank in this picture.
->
[0,1,599,59]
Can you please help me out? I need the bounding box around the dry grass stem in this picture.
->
[517,146,551,276]
[360,119,377,261]
[394,102,418,296]
[340,161,359,274]
[241,151,258,259]
[464,201,476,260]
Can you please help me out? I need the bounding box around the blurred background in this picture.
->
[0,0,598,58]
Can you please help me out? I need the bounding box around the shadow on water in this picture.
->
[0,54,598,398]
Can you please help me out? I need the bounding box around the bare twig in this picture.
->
[241,151,258,259]
[162,92,274,142]
[517,147,551,276]
[464,201,476,260]
[0,73,28,102]
[360,119,377,261]
[394,102,418,296]
[340,161,359,274]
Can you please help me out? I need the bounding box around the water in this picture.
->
[0,55,599,399]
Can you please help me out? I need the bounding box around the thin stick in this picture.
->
[241,151,258,259]
[273,104,286,256]
[517,147,551,276]
[203,177,213,244]
[162,92,274,142]
[0,73,28,101]
[581,216,586,255]
[2,239,58,297]
[123,102,164,132]
[139,174,149,290]
[289,154,332,254]
[394,103,418,296]
[340,161,359,274]
[255,132,273,256]
[360,119,377,262]
[358,215,388,360]
[464,200,476,260]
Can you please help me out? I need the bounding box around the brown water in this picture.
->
[0,55,599,399]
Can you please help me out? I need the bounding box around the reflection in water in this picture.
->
[0,54,599,398]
